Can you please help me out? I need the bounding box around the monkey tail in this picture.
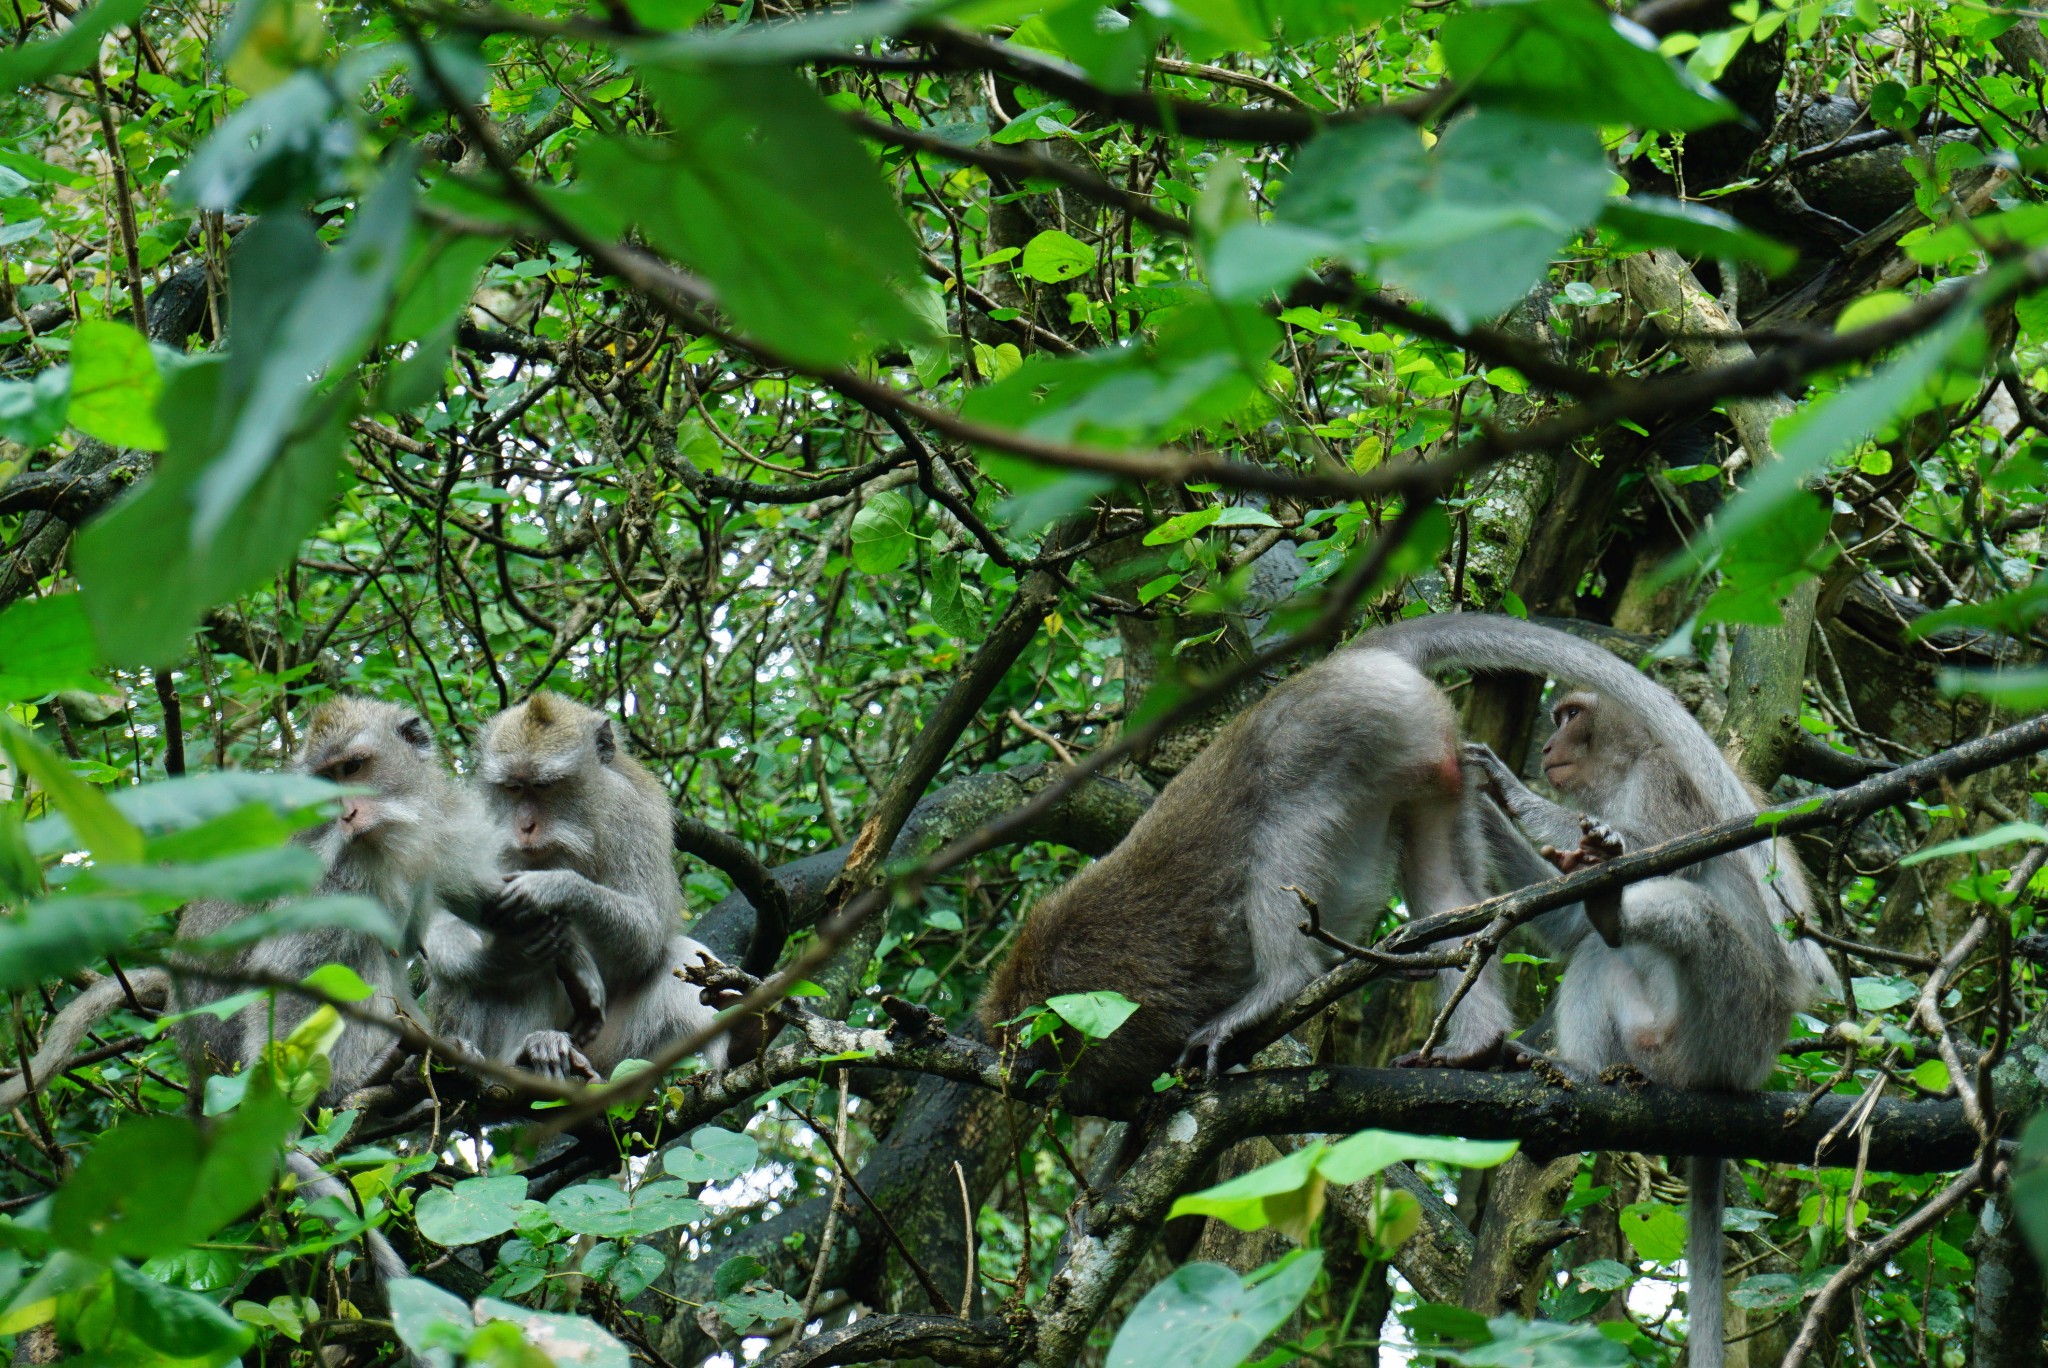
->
[1686,1155,1726,1368]
[1359,614,1759,824]
[0,970,171,1114]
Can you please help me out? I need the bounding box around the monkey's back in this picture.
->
[980,849,1256,1114]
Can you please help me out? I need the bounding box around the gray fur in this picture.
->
[1361,614,1840,1368]
[424,693,724,1080]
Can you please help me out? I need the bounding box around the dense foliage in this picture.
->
[0,0,2046,1361]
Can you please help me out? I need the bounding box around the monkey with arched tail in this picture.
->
[1362,613,1838,1368]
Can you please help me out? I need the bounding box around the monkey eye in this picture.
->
[1559,706,1581,723]
[338,758,366,779]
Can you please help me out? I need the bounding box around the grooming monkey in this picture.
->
[1363,613,1838,1368]
[981,647,1499,1115]
[425,692,731,1080]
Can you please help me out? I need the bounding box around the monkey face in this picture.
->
[1541,692,1598,796]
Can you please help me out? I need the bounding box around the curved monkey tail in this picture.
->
[0,970,171,1114]
[1686,1155,1726,1368]
[1358,614,1759,824]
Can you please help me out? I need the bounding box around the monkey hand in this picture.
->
[513,1030,599,1083]
[1459,742,1514,801]
[498,869,585,919]
[1539,817,1624,874]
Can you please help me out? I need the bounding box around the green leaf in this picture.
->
[1697,491,1833,626]
[388,231,506,345]
[1617,1202,1688,1263]
[1144,508,1224,545]
[1899,821,2048,867]
[1851,975,1917,1011]
[1169,1145,1327,1241]
[415,1175,531,1247]
[1020,229,1098,283]
[190,159,415,548]
[851,491,916,574]
[583,66,931,367]
[962,300,1279,451]
[663,1126,759,1183]
[927,553,979,638]
[0,365,71,448]
[713,1282,803,1333]
[66,321,166,451]
[112,1260,255,1361]
[0,0,147,89]
[1046,990,1140,1040]
[51,1096,295,1259]
[0,895,147,994]
[1106,1250,1322,1368]
[81,845,325,905]
[1674,304,1979,585]
[1599,197,1796,275]
[387,1276,472,1365]
[546,1180,704,1237]
[1939,667,2048,710]
[1440,0,1738,131]
[587,1242,666,1302]
[0,715,143,865]
[1315,1130,1519,1185]
[177,893,397,951]
[473,1295,632,1366]
[0,594,103,703]
[1262,110,1612,326]
[1909,1058,1952,1092]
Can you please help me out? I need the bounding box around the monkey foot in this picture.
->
[1499,1039,1575,1089]
[1394,1036,1506,1070]
[515,1031,599,1083]
[1598,1063,1650,1091]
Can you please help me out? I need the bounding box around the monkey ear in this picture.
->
[398,715,433,750]
[593,719,617,764]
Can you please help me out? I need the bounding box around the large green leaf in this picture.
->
[1228,109,1612,324]
[582,65,930,367]
[0,365,71,448]
[1599,197,1796,274]
[1316,1130,1519,1184]
[1105,1250,1322,1368]
[415,1175,531,1248]
[546,1180,704,1238]
[0,895,147,992]
[66,321,166,451]
[0,594,104,703]
[662,1126,760,1183]
[1674,303,1979,585]
[110,1261,254,1362]
[962,299,1279,450]
[0,716,142,865]
[190,158,414,547]
[0,0,147,89]
[50,1095,296,1259]
[1440,0,1737,131]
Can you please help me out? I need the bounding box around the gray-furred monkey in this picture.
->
[170,696,506,1294]
[1364,613,1838,1368]
[424,692,727,1080]
[172,697,500,1103]
[981,646,1499,1115]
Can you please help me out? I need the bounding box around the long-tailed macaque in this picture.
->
[980,648,1497,1115]
[424,693,728,1080]
[170,698,498,1099]
[169,697,508,1293]
[1363,613,1838,1368]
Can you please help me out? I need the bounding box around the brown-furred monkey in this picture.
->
[980,646,1499,1115]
